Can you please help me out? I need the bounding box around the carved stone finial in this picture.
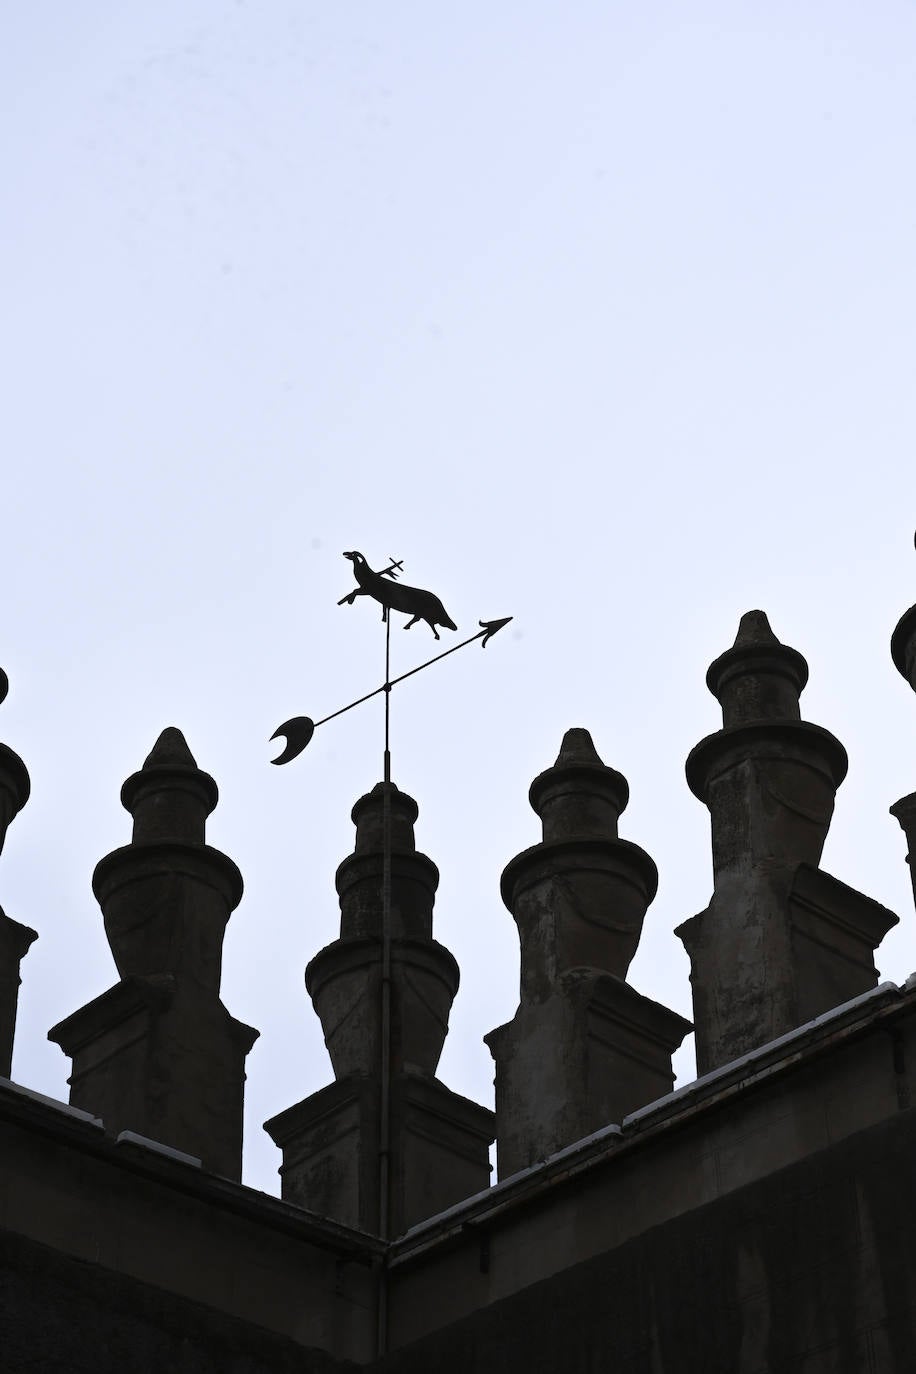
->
[49,730,257,1179]
[529,727,629,844]
[502,731,656,993]
[706,609,808,728]
[121,726,218,846]
[95,729,239,989]
[686,613,847,872]
[679,614,896,1075]
[487,730,690,1178]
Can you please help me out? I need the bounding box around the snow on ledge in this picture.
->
[622,980,901,1131]
[116,1130,202,1168]
[401,1123,625,1241]
[0,1075,104,1129]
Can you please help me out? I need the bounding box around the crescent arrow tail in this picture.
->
[270,716,315,765]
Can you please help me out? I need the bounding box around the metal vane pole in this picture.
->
[379,612,392,1251]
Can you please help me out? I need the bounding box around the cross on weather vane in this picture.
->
[270,550,512,767]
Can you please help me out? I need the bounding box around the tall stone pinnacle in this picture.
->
[265,778,493,1237]
[0,667,37,1079]
[678,612,896,1074]
[486,729,690,1178]
[49,730,257,1178]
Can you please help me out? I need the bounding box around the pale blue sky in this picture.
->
[3,3,916,1193]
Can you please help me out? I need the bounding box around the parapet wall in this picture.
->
[384,978,916,1365]
[380,1102,916,1372]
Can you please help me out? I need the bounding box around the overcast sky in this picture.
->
[4,3,916,1195]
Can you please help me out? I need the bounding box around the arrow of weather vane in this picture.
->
[271,550,512,765]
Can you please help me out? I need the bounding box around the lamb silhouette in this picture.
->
[339,552,457,639]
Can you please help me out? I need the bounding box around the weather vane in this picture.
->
[269,550,510,1251]
[270,550,512,770]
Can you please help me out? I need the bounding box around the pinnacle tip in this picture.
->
[143,727,198,770]
[554,727,604,768]
[733,609,779,648]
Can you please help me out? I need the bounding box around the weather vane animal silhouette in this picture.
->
[338,550,457,639]
[270,551,511,770]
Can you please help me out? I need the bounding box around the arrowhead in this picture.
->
[479,617,513,648]
[270,716,315,765]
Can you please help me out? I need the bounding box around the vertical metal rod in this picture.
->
[377,613,393,1356]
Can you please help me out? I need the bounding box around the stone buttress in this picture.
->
[49,729,258,1179]
[264,781,494,1238]
[678,611,897,1075]
[486,729,691,1179]
[0,668,37,1079]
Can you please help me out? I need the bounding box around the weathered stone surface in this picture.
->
[266,1070,493,1235]
[502,729,657,992]
[50,975,256,1178]
[489,729,690,1178]
[307,935,458,1080]
[486,971,689,1175]
[679,612,896,1073]
[49,729,257,1179]
[266,780,493,1235]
